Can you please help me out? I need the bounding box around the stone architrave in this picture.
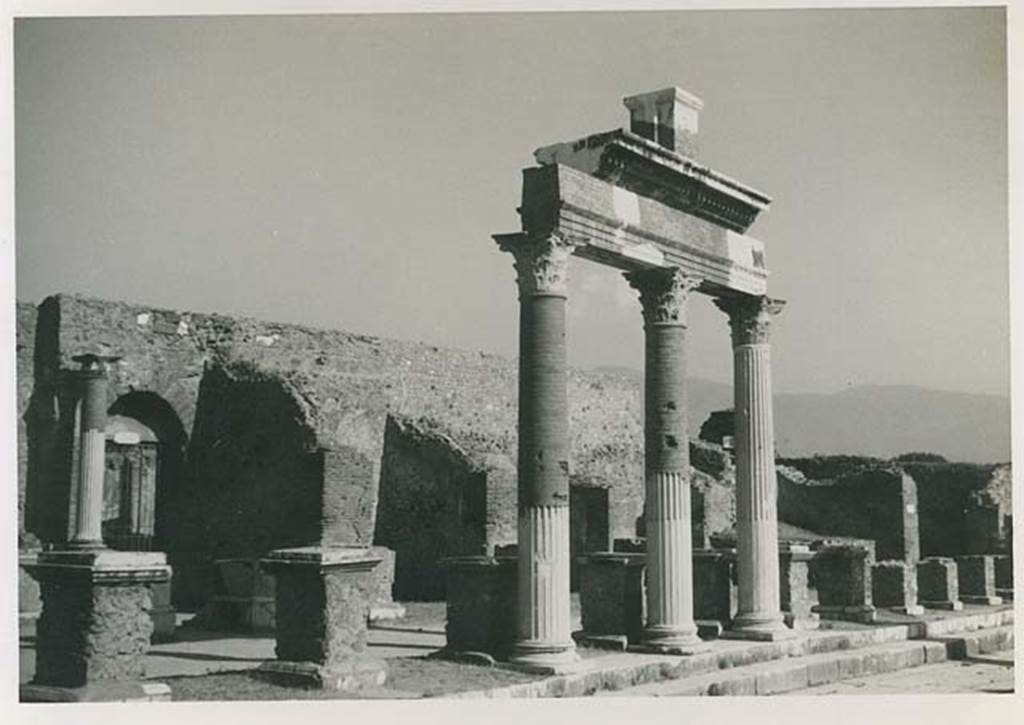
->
[494,231,581,672]
[625,267,708,653]
[256,547,387,691]
[714,296,793,640]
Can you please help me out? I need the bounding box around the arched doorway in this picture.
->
[102,415,160,551]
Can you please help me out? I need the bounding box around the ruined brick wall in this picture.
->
[776,465,918,563]
[17,293,652,607]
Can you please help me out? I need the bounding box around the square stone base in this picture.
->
[254,659,387,691]
[961,595,1003,606]
[921,599,963,611]
[629,639,713,655]
[572,632,629,651]
[720,626,798,642]
[21,681,171,703]
[813,604,877,624]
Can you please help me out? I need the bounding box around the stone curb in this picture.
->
[443,612,1014,698]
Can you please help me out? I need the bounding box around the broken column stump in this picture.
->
[20,550,172,702]
[576,552,646,649]
[955,555,1003,606]
[916,557,963,610]
[780,543,820,629]
[872,560,924,615]
[256,547,387,691]
[811,543,876,623]
[440,555,517,662]
[692,548,737,637]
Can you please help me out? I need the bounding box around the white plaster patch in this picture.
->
[136,313,150,326]
[611,187,642,228]
[176,319,189,336]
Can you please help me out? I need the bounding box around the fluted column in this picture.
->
[495,231,579,669]
[714,296,792,640]
[625,267,707,652]
[68,353,120,550]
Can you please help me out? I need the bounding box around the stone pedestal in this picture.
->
[955,555,1003,606]
[715,296,792,641]
[916,557,963,611]
[367,546,406,621]
[576,552,646,648]
[20,549,172,702]
[495,232,579,672]
[780,543,820,629]
[993,555,1013,601]
[626,268,706,654]
[692,548,737,635]
[148,578,177,641]
[256,547,387,692]
[18,548,42,620]
[206,557,277,632]
[872,561,924,615]
[811,544,876,623]
[441,556,517,659]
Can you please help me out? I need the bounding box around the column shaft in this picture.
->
[733,342,783,627]
[627,268,703,649]
[496,232,578,669]
[715,295,789,639]
[70,371,108,549]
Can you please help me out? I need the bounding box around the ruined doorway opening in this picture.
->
[102,415,160,551]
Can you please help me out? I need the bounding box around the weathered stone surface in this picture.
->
[443,556,517,658]
[811,542,876,623]
[955,555,1002,604]
[577,553,645,643]
[780,544,819,629]
[917,557,961,609]
[33,578,154,687]
[872,560,922,614]
[692,548,737,626]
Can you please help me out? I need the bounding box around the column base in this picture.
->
[254,659,388,691]
[921,599,964,611]
[721,613,796,641]
[507,640,581,674]
[960,595,1003,606]
[633,625,710,655]
[21,681,171,703]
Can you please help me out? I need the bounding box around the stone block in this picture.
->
[207,557,276,632]
[23,549,170,694]
[259,546,386,691]
[806,658,839,686]
[148,578,176,641]
[19,549,42,617]
[872,560,923,615]
[693,548,736,626]
[956,555,1002,605]
[577,552,645,643]
[811,543,875,622]
[443,555,517,658]
[917,557,962,609]
[780,543,819,629]
[755,664,809,695]
[993,555,1013,589]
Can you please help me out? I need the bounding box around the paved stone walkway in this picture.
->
[787,649,1014,695]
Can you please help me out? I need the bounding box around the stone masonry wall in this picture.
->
[777,465,918,563]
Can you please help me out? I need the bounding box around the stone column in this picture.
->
[625,267,706,653]
[714,296,791,640]
[494,231,579,671]
[69,353,120,550]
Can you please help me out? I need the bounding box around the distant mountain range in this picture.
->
[594,368,1011,464]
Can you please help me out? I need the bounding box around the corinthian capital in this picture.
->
[493,232,578,297]
[624,267,702,326]
[714,295,786,345]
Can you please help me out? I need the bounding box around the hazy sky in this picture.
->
[13,8,1008,396]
